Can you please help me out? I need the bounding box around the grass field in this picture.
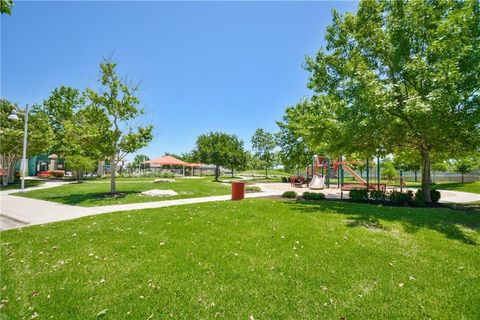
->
[15,178,230,207]
[433,181,480,194]
[1,199,479,319]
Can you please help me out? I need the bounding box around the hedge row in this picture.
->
[349,189,441,207]
[281,191,326,200]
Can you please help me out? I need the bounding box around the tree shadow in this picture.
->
[285,200,480,245]
[45,191,141,205]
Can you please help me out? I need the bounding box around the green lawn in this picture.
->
[0,179,45,191]
[15,178,230,207]
[433,181,480,194]
[398,180,480,194]
[1,199,479,319]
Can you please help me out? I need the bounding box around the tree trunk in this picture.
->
[420,148,432,203]
[265,167,268,179]
[461,173,464,184]
[8,161,16,184]
[231,168,234,178]
[110,157,117,194]
[414,171,418,182]
[214,165,219,181]
[97,160,105,177]
[1,156,8,187]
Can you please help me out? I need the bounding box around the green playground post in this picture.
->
[366,158,370,188]
[326,158,330,188]
[337,157,340,188]
[377,156,380,190]
[400,169,403,192]
[340,162,344,187]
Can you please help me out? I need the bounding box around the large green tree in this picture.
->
[301,0,480,202]
[67,61,153,193]
[454,157,477,184]
[0,100,53,186]
[65,155,96,181]
[251,128,277,179]
[225,135,247,177]
[194,132,243,181]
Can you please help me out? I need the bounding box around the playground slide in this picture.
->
[343,164,367,184]
[309,175,324,189]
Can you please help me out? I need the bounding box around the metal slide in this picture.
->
[342,164,367,184]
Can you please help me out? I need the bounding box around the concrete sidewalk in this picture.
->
[0,183,282,230]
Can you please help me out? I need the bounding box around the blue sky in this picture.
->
[1,1,358,160]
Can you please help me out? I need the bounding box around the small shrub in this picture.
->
[302,192,325,200]
[282,191,298,198]
[369,190,387,202]
[349,189,369,202]
[416,189,441,204]
[281,176,289,183]
[415,189,425,207]
[431,189,441,203]
[389,190,414,206]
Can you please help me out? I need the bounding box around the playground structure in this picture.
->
[304,155,387,192]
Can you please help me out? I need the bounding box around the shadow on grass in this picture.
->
[44,191,141,205]
[285,200,480,245]
[1,180,45,190]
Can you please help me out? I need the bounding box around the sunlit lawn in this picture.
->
[433,181,480,194]
[1,199,479,319]
[15,178,230,207]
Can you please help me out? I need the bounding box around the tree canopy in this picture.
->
[63,60,153,193]
[251,128,277,178]
[88,61,153,193]
[41,86,84,156]
[280,0,480,201]
[1,0,13,15]
[194,132,245,181]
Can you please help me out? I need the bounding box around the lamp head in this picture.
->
[7,109,19,121]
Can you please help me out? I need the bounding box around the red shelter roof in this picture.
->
[145,155,190,166]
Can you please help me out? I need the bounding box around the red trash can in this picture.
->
[231,181,246,200]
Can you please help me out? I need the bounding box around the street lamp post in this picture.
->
[8,104,29,192]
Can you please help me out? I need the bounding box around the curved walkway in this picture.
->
[0,182,281,230]
[1,182,478,231]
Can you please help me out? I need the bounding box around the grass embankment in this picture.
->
[1,199,479,319]
[15,178,230,207]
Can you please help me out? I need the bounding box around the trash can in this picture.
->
[231,181,245,200]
